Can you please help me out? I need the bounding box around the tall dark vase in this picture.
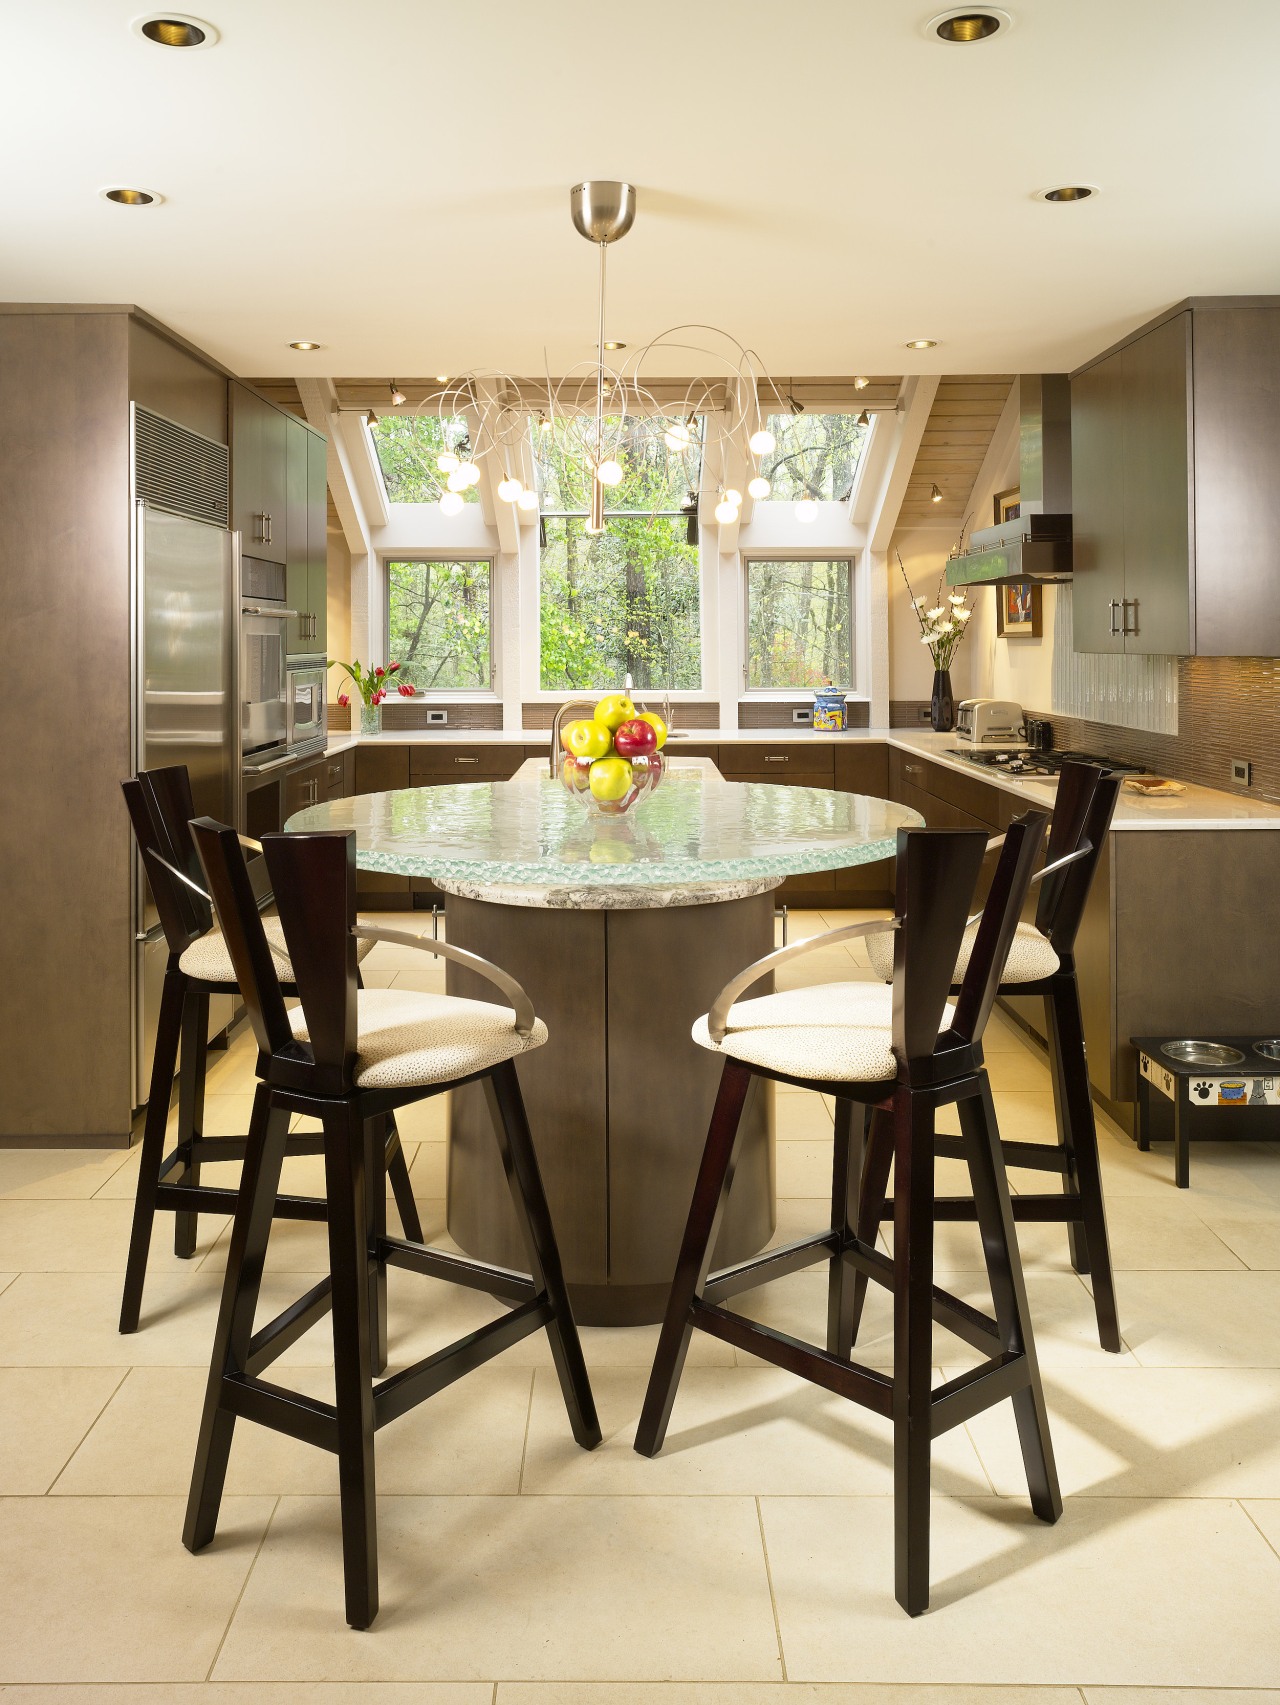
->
[930,667,955,733]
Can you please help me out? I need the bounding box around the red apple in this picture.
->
[613,717,658,759]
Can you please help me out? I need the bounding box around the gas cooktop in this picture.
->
[945,748,1146,781]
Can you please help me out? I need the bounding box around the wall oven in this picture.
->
[286,656,327,758]
[240,556,294,772]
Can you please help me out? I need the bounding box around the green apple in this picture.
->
[559,719,584,751]
[594,693,636,732]
[588,754,633,801]
[567,719,612,760]
[636,710,667,749]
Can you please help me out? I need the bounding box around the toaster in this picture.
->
[954,698,1026,745]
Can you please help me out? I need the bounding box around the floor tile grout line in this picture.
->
[204,1492,281,1682]
[517,1368,535,1493]
[42,1365,132,1496]
[754,1494,788,1682]
[1240,1496,1280,1565]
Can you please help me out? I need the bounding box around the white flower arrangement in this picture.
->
[898,551,973,670]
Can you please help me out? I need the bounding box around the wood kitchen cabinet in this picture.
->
[284,415,327,654]
[834,743,893,903]
[282,755,326,821]
[230,382,287,564]
[1072,297,1280,656]
[719,743,837,899]
[353,744,412,904]
[306,426,328,654]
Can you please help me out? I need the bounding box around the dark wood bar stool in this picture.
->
[120,766,421,1333]
[182,819,599,1629]
[865,760,1123,1351]
[636,817,1061,1617]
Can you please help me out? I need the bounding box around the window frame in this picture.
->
[381,553,498,697]
[740,551,857,696]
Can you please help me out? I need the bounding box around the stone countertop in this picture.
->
[324,725,1280,832]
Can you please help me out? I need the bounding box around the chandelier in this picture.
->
[393,181,806,534]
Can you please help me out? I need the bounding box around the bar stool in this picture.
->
[120,766,422,1333]
[183,818,599,1629]
[864,760,1123,1351]
[636,816,1061,1617]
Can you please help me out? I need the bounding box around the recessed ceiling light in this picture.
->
[101,186,162,206]
[1039,185,1098,202]
[132,13,219,48]
[905,338,938,350]
[925,7,1012,43]
[604,340,626,351]
[289,340,322,351]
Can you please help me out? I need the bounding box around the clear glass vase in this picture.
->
[360,702,381,736]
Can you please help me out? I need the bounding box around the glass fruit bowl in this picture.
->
[554,691,670,816]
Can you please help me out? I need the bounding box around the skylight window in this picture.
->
[757,413,869,502]
[530,414,703,515]
[368,414,480,505]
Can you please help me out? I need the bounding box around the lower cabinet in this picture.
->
[719,743,838,903]
[354,745,412,906]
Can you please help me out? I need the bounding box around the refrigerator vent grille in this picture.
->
[134,407,229,526]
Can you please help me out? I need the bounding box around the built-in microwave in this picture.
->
[286,656,327,758]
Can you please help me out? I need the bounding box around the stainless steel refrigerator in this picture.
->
[131,499,238,1108]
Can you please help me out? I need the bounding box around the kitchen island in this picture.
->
[290,758,919,1323]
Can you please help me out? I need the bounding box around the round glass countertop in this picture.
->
[286,758,920,895]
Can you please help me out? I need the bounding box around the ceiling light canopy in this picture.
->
[133,13,219,48]
[925,7,1012,43]
[101,187,161,206]
[1040,185,1097,202]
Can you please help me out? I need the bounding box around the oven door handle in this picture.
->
[242,605,300,619]
[243,753,295,776]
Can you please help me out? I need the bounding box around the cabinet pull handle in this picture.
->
[1109,598,1121,636]
[1122,597,1138,635]
[764,754,789,763]
[264,513,273,546]
[454,755,479,765]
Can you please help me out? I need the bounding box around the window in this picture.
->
[534,415,703,691]
[745,558,853,690]
[385,559,493,690]
[368,415,480,504]
[758,413,869,501]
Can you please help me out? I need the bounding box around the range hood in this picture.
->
[945,373,1073,586]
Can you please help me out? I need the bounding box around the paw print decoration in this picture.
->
[1192,1080,1215,1101]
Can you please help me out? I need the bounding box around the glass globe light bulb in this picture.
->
[517,488,539,511]
[795,497,818,524]
[748,428,776,455]
[437,451,460,474]
[748,475,771,499]
[723,488,742,506]
[714,498,738,525]
[596,459,624,487]
[457,461,480,487]
[439,491,465,516]
[446,469,468,493]
[497,476,522,503]
[663,422,691,452]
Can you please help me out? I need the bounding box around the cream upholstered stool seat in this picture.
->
[693,981,955,1083]
[290,986,548,1090]
[866,917,1059,987]
[180,919,376,984]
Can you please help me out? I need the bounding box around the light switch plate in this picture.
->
[1231,758,1251,785]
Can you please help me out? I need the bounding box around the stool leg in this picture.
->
[384,1114,424,1243]
[1042,985,1087,1274]
[636,1059,753,1458]
[184,1086,290,1554]
[847,1105,894,1348]
[958,1077,1062,1526]
[173,988,209,1258]
[366,1115,389,1376]
[323,1099,379,1629]
[892,1090,936,1618]
[120,967,185,1333]
[1045,978,1122,1352]
[826,1095,862,1359]
[484,1060,600,1451]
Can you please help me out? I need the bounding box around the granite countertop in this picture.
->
[324,725,1280,832]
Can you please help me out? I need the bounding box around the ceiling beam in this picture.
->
[862,375,941,553]
[296,377,376,556]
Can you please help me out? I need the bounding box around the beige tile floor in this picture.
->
[2,909,1280,1699]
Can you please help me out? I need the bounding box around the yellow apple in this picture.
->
[588,754,633,801]
[559,720,584,751]
[567,719,612,761]
[593,693,636,732]
[635,710,667,749]
[561,755,592,792]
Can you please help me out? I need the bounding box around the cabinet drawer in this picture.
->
[324,750,353,800]
[409,747,523,781]
[355,746,410,795]
[719,743,834,779]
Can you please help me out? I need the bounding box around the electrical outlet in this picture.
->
[427,708,448,726]
[792,707,812,725]
[918,705,932,723]
[1231,758,1251,786]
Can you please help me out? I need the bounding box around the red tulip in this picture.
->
[398,682,415,696]
[387,660,401,674]
[372,689,386,705]
[337,692,350,708]
[375,666,386,679]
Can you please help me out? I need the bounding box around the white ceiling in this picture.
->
[6,0,1280,380]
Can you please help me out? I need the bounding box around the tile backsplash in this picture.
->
[1050,588,1180,735]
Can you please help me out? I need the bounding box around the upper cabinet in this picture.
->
[1071,298,1280,655]
[231,381,328,652]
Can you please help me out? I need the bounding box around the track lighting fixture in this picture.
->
[931,483,943,503]
[389,380,407,406]
[857,409,871,427]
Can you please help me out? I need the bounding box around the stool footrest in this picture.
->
[223,1372,338,1451]
[245,1278,334,1376]
[689,1300,894,1417]
[878,1193,1083,1225]
[930,1352,1029,1437]
[379,1237,537,1304]
[703,1232,840,1303]
[155,1182,329,1222]
[373,1296,553,1430]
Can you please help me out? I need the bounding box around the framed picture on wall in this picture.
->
[994,487,1021,524]
[996,579,1042,639]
